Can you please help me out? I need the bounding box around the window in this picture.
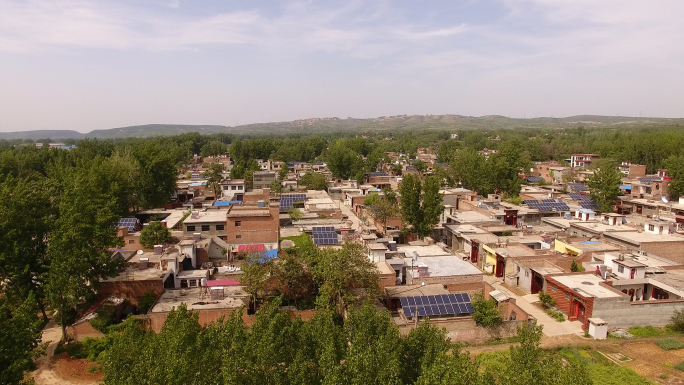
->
[201,225,210,232]
[129,240,136,245]
[236,235,241,239]
[231,186,236,190]
[525,270,529,277]
[648,224,655,231]
[235,221,242,227]
[551,285,557,292]
[618,265,624,273]
[216,225,225,231]
[189,280,197,287]
[187,225,195,232]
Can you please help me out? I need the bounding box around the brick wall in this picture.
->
[545,275,596,330]
[226,206,279,245]
[410,273,482,287]
[379,272,397,290]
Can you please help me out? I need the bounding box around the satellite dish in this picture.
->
[137,250,144,255]
[662,196,669,203]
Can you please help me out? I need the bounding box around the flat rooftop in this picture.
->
[376,261,395,275]
[449,210,498,224]
[184,210,228,223]
[150,287,248,313]
[385,284,449,298]
[103,267,168,282]
[550,274,622,298]
[227,209,270,217]
[570,222,636,234]
[396,245,450,258]
[568,241,621,252]
[407,255,483,277]
[604,231,684,245]
[489,244,538,258]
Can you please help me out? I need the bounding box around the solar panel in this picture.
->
[552,202,570,211]
[568,183,588,192]
[400,297,409,307]
[118,218,138,232]
[542,199,556,203]
[523,200,537,205]
[399,294,474,318]
[568,192,584,200]
[639,176,662,183]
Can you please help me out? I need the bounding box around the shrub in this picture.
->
[675,362,684,372]
[656,338,684,350]
[671,309,684,332]
[545,309,565,322]
[571,260,585,272]
[538,291,556,308]
[471,293,503,328]
[88,303,117,333]
[137,291,156,314]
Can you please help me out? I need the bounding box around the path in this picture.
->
[32,320,94,385]
[484,276,584,337]
[334,199,361,231]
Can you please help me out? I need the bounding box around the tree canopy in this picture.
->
[398,174,443,238]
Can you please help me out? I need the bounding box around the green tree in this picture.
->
[471,293,503,327]
[365,191,400,234]
[271,253,314,307]
[413,160,428,173]
[325,140,363,180]
[299,172,328,190]
[0,176,55,320]
[132,143,177,209]
[45,176,124,341]
[278,166,289,180]
[0,294,45,385]
[269,179,283,195]
[586,163,622,213]
[201,141,228,157]
[665,155,684,201]
[309,243,380,313]
[139,221,171,249]
[203,162,225,197]
[240,253,273,303]
[570,259,585,272]
[398,174,443,238]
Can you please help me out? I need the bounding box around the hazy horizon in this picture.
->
[1,0,683,133]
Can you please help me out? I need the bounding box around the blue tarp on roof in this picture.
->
[189,182,206,187]
[213,200,242,206]
[581,241,601,244]
[619,185,632,189]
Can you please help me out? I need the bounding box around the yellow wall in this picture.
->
[483,244,498,266]
[554,239,581,256]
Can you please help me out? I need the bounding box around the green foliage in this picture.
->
[139,221,171,249]
[507,196,523,205]
[0,294,45,385]
[299,172,328,190]
[137,291,157,314]
[655,338,684,350]
[278,166,289,180]
[545,309,566,322]
[269,179,283,194]
[287,207,304,221]
[665,155,684,200]
[471,293,503,328]
[557,347,653,384]
[200,141,227,157]
[675,362,684,371]
[364,190,400,234]
[586,163,622,213]
[202,162,225,197]
[538,291,556,308]
[571,259,585,272]
[398,174,443,238]
[671,309,684,333]
[280,232,313,248]
[629,326,668,338]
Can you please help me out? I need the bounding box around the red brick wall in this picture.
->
[545,275,595,330]
[226,206,279,244]
[379,273,396,290]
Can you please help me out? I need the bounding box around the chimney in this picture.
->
[388,241,397,251]
[193,232,201,242]
[257,200,264,208]
[139,257,149,269]
[191,210,199,219]
[154,245,163,255]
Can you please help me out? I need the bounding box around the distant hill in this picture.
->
[1,115,682,140]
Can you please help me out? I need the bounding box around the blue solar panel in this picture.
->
[542,199,556,203]
[568,192,584,200]
[118,218,138,232]
[400,297,409,307]
[639,176,661,183]
[399,293,474,318]
[568,183,588,192]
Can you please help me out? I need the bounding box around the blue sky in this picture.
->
[0,0,683,132]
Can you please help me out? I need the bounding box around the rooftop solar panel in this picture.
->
[400,297,409,307]
[568,183,588,192]
[568,192,584,200]
[542,199,556,203]
[639,176,662,183]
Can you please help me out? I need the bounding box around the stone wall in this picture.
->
[592,297,684,328]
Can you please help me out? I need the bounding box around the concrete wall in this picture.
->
[98,280,164,304]
[397,317,526,344]
[406,272,482,287]
[592,298,684,328]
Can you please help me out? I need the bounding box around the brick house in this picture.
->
[225,203,279,258]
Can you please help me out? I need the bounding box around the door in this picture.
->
[471,242,479,264]
[531,272,544,294]
[576,301,586,324]
[496,255,505,278]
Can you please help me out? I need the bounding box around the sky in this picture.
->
[1,0,683,133]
